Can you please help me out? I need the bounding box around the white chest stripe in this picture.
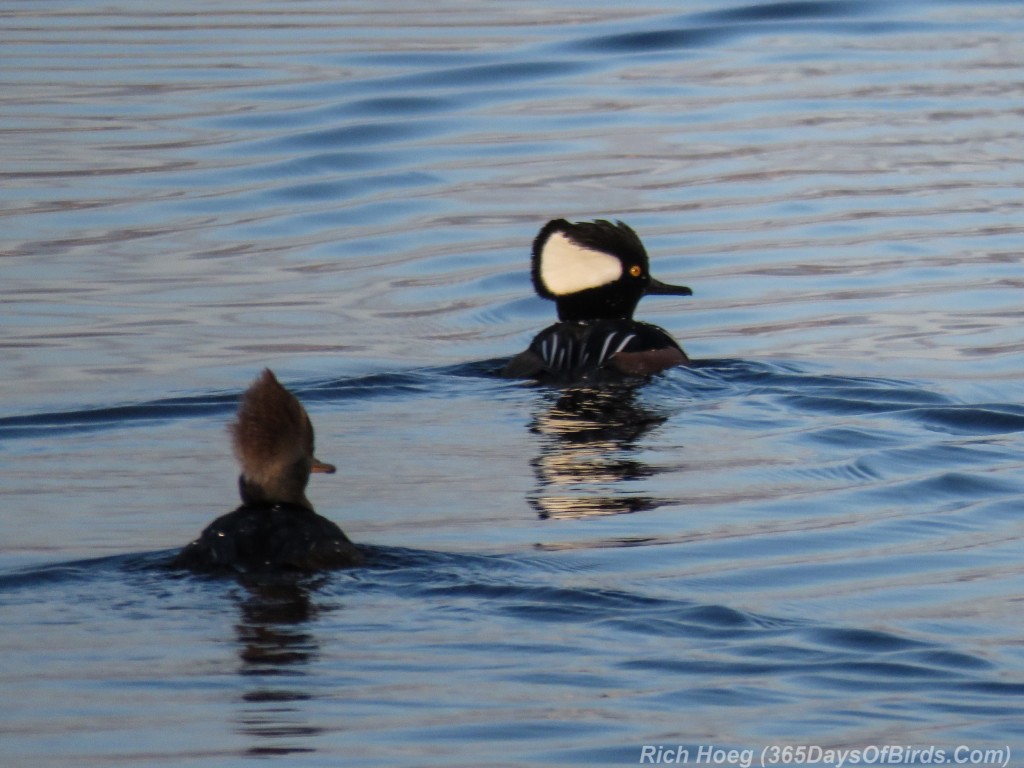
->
[611,333,636,358]
[596,332,637,365]
[541,331,636,370]
[596,333,618,365]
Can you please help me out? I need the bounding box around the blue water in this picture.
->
[3,1,1024,765]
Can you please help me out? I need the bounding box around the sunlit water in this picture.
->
[3,1,1024,766]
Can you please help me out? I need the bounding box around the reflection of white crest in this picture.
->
[538,231,623,296]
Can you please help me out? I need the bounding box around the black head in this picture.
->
[530,219,692,322]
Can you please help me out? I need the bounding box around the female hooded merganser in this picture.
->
[173,369,364,573]
[502,219,693,382]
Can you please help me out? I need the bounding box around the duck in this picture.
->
[502,218,693,382]
[173,369,364,573]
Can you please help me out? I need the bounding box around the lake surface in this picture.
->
[3,1,1024,765]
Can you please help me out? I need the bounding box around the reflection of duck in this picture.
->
[232,579,325,757]
[174,369,363,573]
[503,219,693,383]
[528,386,670,519]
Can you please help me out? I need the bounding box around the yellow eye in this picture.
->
[629,265,642,277]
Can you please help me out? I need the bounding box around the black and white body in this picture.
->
[503,219,693,382]
[174,369,363,573]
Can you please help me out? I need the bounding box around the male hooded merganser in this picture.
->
[173,369,364,573]
[502,219,693,382]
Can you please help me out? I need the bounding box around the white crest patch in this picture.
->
[538,231,623,296]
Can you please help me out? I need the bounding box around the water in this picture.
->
[2,1,1024,765]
